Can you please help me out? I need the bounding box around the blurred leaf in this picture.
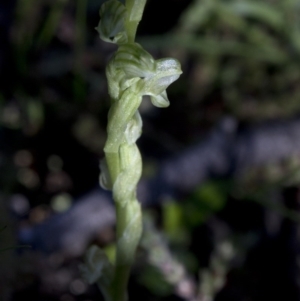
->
[179,0,215,32]
[141,0,300,120]
[36,0,69,49]
[140,34,288,64]
[25,99,44,135]
[138,265,173,297]
[184,181,227,227]
[229,1,284,30]
[162,200,184,239]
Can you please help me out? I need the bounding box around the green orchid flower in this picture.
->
[84,1,182,300]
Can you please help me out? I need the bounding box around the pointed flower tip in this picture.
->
[150,90,170,108]
[143,58,182,106]
[156,58,183,80]
[97,0,128,44]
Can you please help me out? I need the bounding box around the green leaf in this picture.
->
[229,1,284,30]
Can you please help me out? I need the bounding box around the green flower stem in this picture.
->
[91,1,182,300]
[111,199,142,301]
[125,0,147,42]
[104,91,143,301]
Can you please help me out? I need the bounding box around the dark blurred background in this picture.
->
[2,0,300,300]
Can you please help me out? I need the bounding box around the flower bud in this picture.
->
[96,0,127,44]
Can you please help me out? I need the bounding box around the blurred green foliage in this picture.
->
[2,0,300,300]
[184,181,227,227]
[142,0,300,121]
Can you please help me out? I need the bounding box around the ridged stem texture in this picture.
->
[83,1,182,300]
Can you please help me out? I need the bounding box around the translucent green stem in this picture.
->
[95,1,181,300]
[125,0,147,42]
[110,201,142,301]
